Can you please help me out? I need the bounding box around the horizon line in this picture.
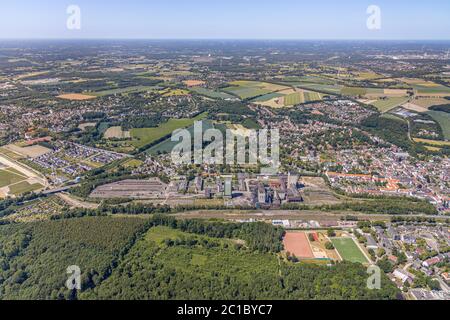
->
[1,38,450,42]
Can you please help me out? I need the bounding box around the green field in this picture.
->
[372,97,409,112]
[341,87,368,96]
[8,181,43,195]
[304,91,323,102]
[223,86,271,99]
[131,113,207,148]
[331,238,369,264]
[426,110,450,140]
[91,86,162,97]
[222,81,289,100]
[0,169,26,188]
[292,83,343,94]
[284,93,304,105]
[190,87,235,99]
[251,92,285,102]
[145,120,214,155]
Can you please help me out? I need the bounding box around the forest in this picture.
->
[0,215,401,300]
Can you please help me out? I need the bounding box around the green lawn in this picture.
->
[131,113,207,148]
[331,238,368,264]
[0,169,26,188]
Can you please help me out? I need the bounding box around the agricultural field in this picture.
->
[371,97,410,113]
[292,83,343,95]
[162,89,190,97]
[183,80,205,87]
[413,138,450,147]
[91,85,162,97]
[222,81,289,100]
[189,87,235,99]
[146,120,214,155]
[426,110,450,140]
[341,87,368,96]
[57,93,96,100]
[411,98,450,109]
[399,78,450,96]
[253,88,323,108]
[3,144,52,159]
[131,113,207,149]
[8,181,43,196]
[0,168,27,188]
[331,238,369,264]
[103,126,131,139]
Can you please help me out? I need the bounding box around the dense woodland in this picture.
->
[0,215,401,300]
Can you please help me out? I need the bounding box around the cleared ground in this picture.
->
[57,93,96,100]
[104,126,131,139]
[283,232,315,259]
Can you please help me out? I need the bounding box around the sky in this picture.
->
[1,0,450,40]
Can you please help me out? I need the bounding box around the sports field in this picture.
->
[331,238,368,264]
[283,232,314,259]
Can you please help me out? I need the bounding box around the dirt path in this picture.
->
[57,193,100,210]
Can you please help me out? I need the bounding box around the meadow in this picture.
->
[222,81,289,100]
[0,168,26,188]
[426,110,450,140]
[371,97,409,113]
[131,113,207,149]
[145,120,214,155]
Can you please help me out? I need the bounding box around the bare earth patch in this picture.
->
[57,93,96,101]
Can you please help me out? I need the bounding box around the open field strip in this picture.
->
[413,138,450,146]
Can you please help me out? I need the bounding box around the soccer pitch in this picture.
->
[331,238,369,264]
